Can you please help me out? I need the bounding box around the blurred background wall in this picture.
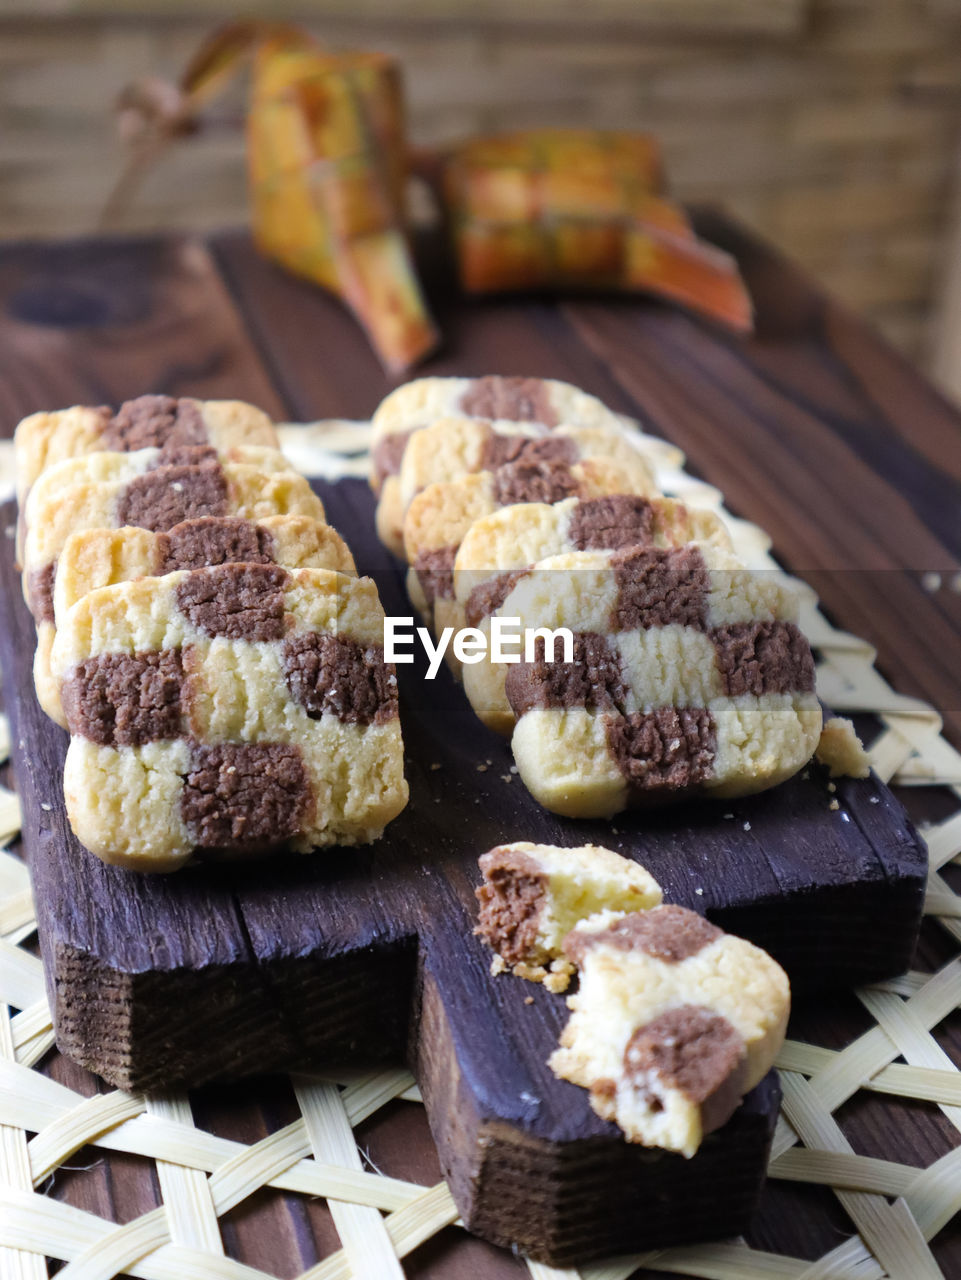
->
[2,0,961,386]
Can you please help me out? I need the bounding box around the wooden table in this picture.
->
[1,214,959,1277]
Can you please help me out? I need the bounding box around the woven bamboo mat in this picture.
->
[1,421,960,1280]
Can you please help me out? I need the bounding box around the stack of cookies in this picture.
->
[15,394,408,871]
[370,374,821,817]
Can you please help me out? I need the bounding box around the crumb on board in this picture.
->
[500,774,512,784]
[743,821,752,832]
[815,717,871,779]
[827,781,836,793]
[476,763,488,772]
[922,571,942,593]
[496,956,576,994]
[430,762,442,771]
[513,960,548,984]
[545,957,575,993]
[524,995,534,1005]
[829,798,840,811]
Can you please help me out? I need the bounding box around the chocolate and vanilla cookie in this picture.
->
[503,544,821,815]
[550,905,789,1156]
[14,395,278,504]
[403,458,659,647]
[37,515,356,728]
[24,464,326,725]
[475,841,662,989]
[455,494,732,733]
[51,565,407,871]
[396,418,655,526]
[370,374,679,557]
[55,516,356,621]
[19,444,293,558]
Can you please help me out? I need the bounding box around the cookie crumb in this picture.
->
[723,813,735,820]
[476,763,488,772]
[490,955,508,976]
[430,762,442,771]
[514,960,548,983]
[524,995,534,1005]
[829,798,840,811]
[695,887,704,896]
[743,821,752,832]
[869,796,880,804]
[827,781,836,793]
[815,717,871,779]
[922,571,942,593]
[40,802,52,812]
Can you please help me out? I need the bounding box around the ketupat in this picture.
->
[442,128,753,333]
[109,22,438,373]
[247,33,438,372]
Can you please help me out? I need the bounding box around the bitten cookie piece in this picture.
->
[403,458,659,646]
[550,905,789,1156]
[24,465,326,726]
[14,395,278,503]
[504,544,821,815]
[475,841,662,989]
[455,494,732,734]
[51,565,408,871]
[369,374,679,557]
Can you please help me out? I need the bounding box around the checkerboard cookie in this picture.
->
[14,395,278,504]
[403,459,659,646]
[503,544,821,815]
[54,516,356,621]
[24,463,326,725]
[475,841,662,987]
[550,905,789,1156]
[32,515,357,729]
[396,417,655,527]
[19,444,293,559]
[455,494,732,733]
[370,375,679,557]
[51,565,407,870]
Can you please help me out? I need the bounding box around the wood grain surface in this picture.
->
[0,219,958,1276]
